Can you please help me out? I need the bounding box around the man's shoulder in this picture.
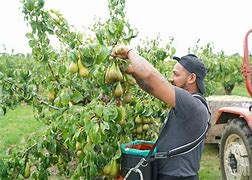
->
[174,87,207,113]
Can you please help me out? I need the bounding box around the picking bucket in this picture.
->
[120,140,157,180]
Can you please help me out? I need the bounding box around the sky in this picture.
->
[1,0,252,56]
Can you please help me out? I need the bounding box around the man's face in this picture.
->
[169,62,192,91]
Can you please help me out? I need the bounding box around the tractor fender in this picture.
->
[214,106,252,131]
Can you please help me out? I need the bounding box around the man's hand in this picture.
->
[111,45,131,59]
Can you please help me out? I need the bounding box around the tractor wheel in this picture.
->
[220,118,252,180]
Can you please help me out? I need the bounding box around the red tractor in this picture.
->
[207,29,252,179]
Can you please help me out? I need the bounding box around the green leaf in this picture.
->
[108,22,115,34]
[71,90,83,103]
[95,31,104,45]
[60,92,70,106]
[103,106,118,122]
[48,141,57,154]
[80,45,96,67]
[25,33,34,39]
[96,46,110,64]
[143,108,153,117]
[0,160,8,178]
[102,143,113,156]
[89,163,98,177]
[58,64,66,74]
[90,123,101,144]
[95,104,103,118]
[68,49,78,62]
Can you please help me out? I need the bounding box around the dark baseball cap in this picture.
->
[173,54,207,94]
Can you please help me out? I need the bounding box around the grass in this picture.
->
[0,105,44,158]
[199,144,221,179]
[215,82,250,97]
[231,83,250,97]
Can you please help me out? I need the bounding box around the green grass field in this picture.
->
[0,105,44,158]
[216,82,250,97]
[200,144,221,179]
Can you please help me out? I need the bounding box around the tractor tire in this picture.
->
[220,118,252,180]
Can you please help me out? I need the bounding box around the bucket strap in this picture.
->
[123,158,147,180]
[145,93,211,163]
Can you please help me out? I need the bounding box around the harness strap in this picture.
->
[145,93,211,162]
[123,158,146,180]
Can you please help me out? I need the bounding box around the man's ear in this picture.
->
[188,73,197,84]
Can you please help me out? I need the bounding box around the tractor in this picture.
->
[206,29,252,179]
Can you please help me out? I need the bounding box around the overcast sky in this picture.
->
[1,0,252,56]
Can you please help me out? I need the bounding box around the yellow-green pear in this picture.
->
[24,161,31,178]
[110,160,119,178]
[78,58,89,77]
[115,63,123,81]
[114,82,123,97]
[103,161,112,175]
[68,61,78,73]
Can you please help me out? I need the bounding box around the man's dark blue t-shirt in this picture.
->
[156,87,209,177]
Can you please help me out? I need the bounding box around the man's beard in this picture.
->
[172,81,188,90]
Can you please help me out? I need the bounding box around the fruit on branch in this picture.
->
[78,58,89,77]
[125,74,136,85]
[68,61,78,74]
[110,159,119,178]
[115,63,123,81]
[47,91,56,102]
[24,161,31,178]
[76,141,82,151]
[114,82,123,97]
[102,161,112,175]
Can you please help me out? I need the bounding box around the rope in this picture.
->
[123,158,147,180]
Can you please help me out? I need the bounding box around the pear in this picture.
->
[125,74,136,85]
[68,61,78,73]
[108,62,118,82]
[78,58,89,77]
[143,118,151,124]
[136,125,143,134]
[76,141,82,151]
[105,66,114,84]
[115,63,123,81]
[123,92,132,104]
[104,67,110,84]
[110,160,119,178]
[118,106,126,125]
[102,161,112,175]
[115,46,125,55]
[119,119,126,126]
[77,150,83,158]
[143,124,150,131]
[24,161,31,178]
[135,116,142,124]
[119,106,126,121]
[58,155,64,165]
[48,91,56,102]
[114,82,123,97]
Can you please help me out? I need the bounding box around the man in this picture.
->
[112,45,209,180]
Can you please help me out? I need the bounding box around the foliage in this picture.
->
[189,40,243,96]
[0,0,169,179]
[0,0,247,179]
